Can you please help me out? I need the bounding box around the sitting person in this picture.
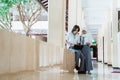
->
[81,30,93,74]
[66,25,86,74]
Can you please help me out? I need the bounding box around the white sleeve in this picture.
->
[66,33,70,41]
[65,32,68,40]
[86,34,93,44]
[77,35,80,44]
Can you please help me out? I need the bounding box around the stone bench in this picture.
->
[62,48,75,73]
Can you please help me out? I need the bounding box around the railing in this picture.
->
[0,30,75,74]
[37,0,48,11]
[0,30,37,74]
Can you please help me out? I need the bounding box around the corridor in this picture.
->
[0,0,120,80]
[0,61,120,80]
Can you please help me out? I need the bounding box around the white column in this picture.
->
[104,18,109,63]
[68,0,77,32]
[97,29,104,62]
[117,0,120,67]
[68,0,85,32]
[48,0,66,47]
[107,10,112,65]
[107,21,112,65]
[76,0,86,28]
[111,0,119,67]
[104,11,112,64]
[97,11,112,63]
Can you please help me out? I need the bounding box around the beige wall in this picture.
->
[0,30,65,74]
[39,41,64,67]
[0,30,37,74]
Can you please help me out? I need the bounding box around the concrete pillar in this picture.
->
[48,0,66,47]
[68,0,85,32]
[97,29,104,62]
[104,11,112,64]
[107,21,112,65]
[104,17,109,63]
[111,0,119,67]
[107,11,112,65]
[76,0,86,28]
[97,11,112,64]
[117,0,120,67]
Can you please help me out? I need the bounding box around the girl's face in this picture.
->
[73,28,79,34]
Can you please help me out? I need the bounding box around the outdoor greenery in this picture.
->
[0,0,42,36]
[0,0,27,31]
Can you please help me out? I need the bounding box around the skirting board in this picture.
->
[113,67,120,69]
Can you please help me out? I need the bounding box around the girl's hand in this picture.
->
[86,42,90,46]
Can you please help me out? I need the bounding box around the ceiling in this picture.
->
[81,0,112,39]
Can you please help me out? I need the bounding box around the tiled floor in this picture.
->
[0,61,120,80]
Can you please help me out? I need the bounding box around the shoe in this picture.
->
[75,66,80,70]
[78,71,86,74]
[88,71,91,74]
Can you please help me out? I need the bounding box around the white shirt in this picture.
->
[81,33,92,45]
[66,32,80,49]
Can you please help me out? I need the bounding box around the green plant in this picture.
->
[16,0,42,36]
[0,0,27,30]
[0,0,42,36]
